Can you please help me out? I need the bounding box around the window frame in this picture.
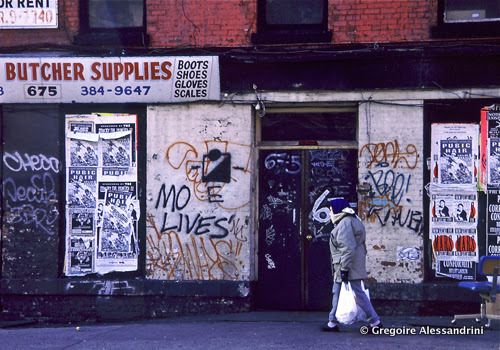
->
[432,0,500,38]
[252,0,332,45]
[256,106,358,148]
[76,0,149,46]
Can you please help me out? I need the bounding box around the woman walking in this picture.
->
[322,198,382,332]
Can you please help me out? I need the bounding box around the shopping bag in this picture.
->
[335,282,371,324]
[335,282,359,325]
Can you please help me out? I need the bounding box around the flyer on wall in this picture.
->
[430,188,478,280]
[64,114,139,276]
[430,123,479,186]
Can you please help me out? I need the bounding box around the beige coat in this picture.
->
[329,214,368,282]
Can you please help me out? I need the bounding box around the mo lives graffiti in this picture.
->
[154,183,235,239]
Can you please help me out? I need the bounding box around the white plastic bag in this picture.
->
[335,282,358,324]
[335,282,371,324]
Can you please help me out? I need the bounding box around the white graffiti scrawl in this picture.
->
[2,151,60,236]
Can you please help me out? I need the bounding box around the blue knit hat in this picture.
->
[329,198,350,214]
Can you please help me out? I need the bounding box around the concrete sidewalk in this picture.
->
[0,311,498,349]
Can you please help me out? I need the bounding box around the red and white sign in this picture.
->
[0,56,221,103]
[0,0,58,29]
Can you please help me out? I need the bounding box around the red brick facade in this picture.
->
[0,1,438,48]
[329,0,437,43]
[148,0,437,47]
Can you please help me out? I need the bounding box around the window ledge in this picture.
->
[431,22,500,39]
[74,30,149,47]
[251,30,332,45]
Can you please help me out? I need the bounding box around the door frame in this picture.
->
[254,105,359,309]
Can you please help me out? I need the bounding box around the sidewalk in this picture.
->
[0,312,498,349]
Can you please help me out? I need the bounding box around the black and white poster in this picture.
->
[436,260,476,281]
[97,123,135,177]
[488,139,500,186]
[487,108,500,139]
[439,139,473,185]
[68,236,94,275]
[431,124,479,186]
[97,182,139,260]
[487,188,500,256]
[68,121,98,167]
[65,114,139,276]
[67,167,97,208]
[69,209,95,236]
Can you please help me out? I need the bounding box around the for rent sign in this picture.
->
[0,56,220,103]
[0,0,57,28]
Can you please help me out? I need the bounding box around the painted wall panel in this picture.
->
[1,105,61,279]
[146,104,252,281]
[358,101,424,283]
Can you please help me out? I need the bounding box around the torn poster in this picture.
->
[64,113,139,276]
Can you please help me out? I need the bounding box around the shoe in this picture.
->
[321,323,340,332]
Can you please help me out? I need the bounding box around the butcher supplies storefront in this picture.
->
[0,56,246,308]
[0,56,220,103]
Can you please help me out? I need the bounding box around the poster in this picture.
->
[69,209,95,236]
[96,182,139,269]
[429,187,478,280]
[480,105,500,189]
[68,124,99,168]
[67,168,97,208]
[431,123,479,186]
[67,236,95,275]
[431,227,478,261]
[488,138,500,186]
[96,123,135,177]
[64,114,139,276]
[487,188,500,256]
[436,261,476,281]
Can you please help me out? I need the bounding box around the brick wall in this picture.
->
[330,0,437,44]
[0,1,437,49]
[147,0,256,48]
[149,0,437,47]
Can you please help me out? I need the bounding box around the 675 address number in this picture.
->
[0,85,153,99]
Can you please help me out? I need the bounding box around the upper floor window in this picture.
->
[433,0,500,38]
[252,0,332,44]
[75,0,148,46]
[444,0,500,23]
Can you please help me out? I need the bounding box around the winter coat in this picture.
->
[329,214,368,282]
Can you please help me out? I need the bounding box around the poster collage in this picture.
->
[482,106,500,258]
[430,123,479,280]
[64,114,140,276]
